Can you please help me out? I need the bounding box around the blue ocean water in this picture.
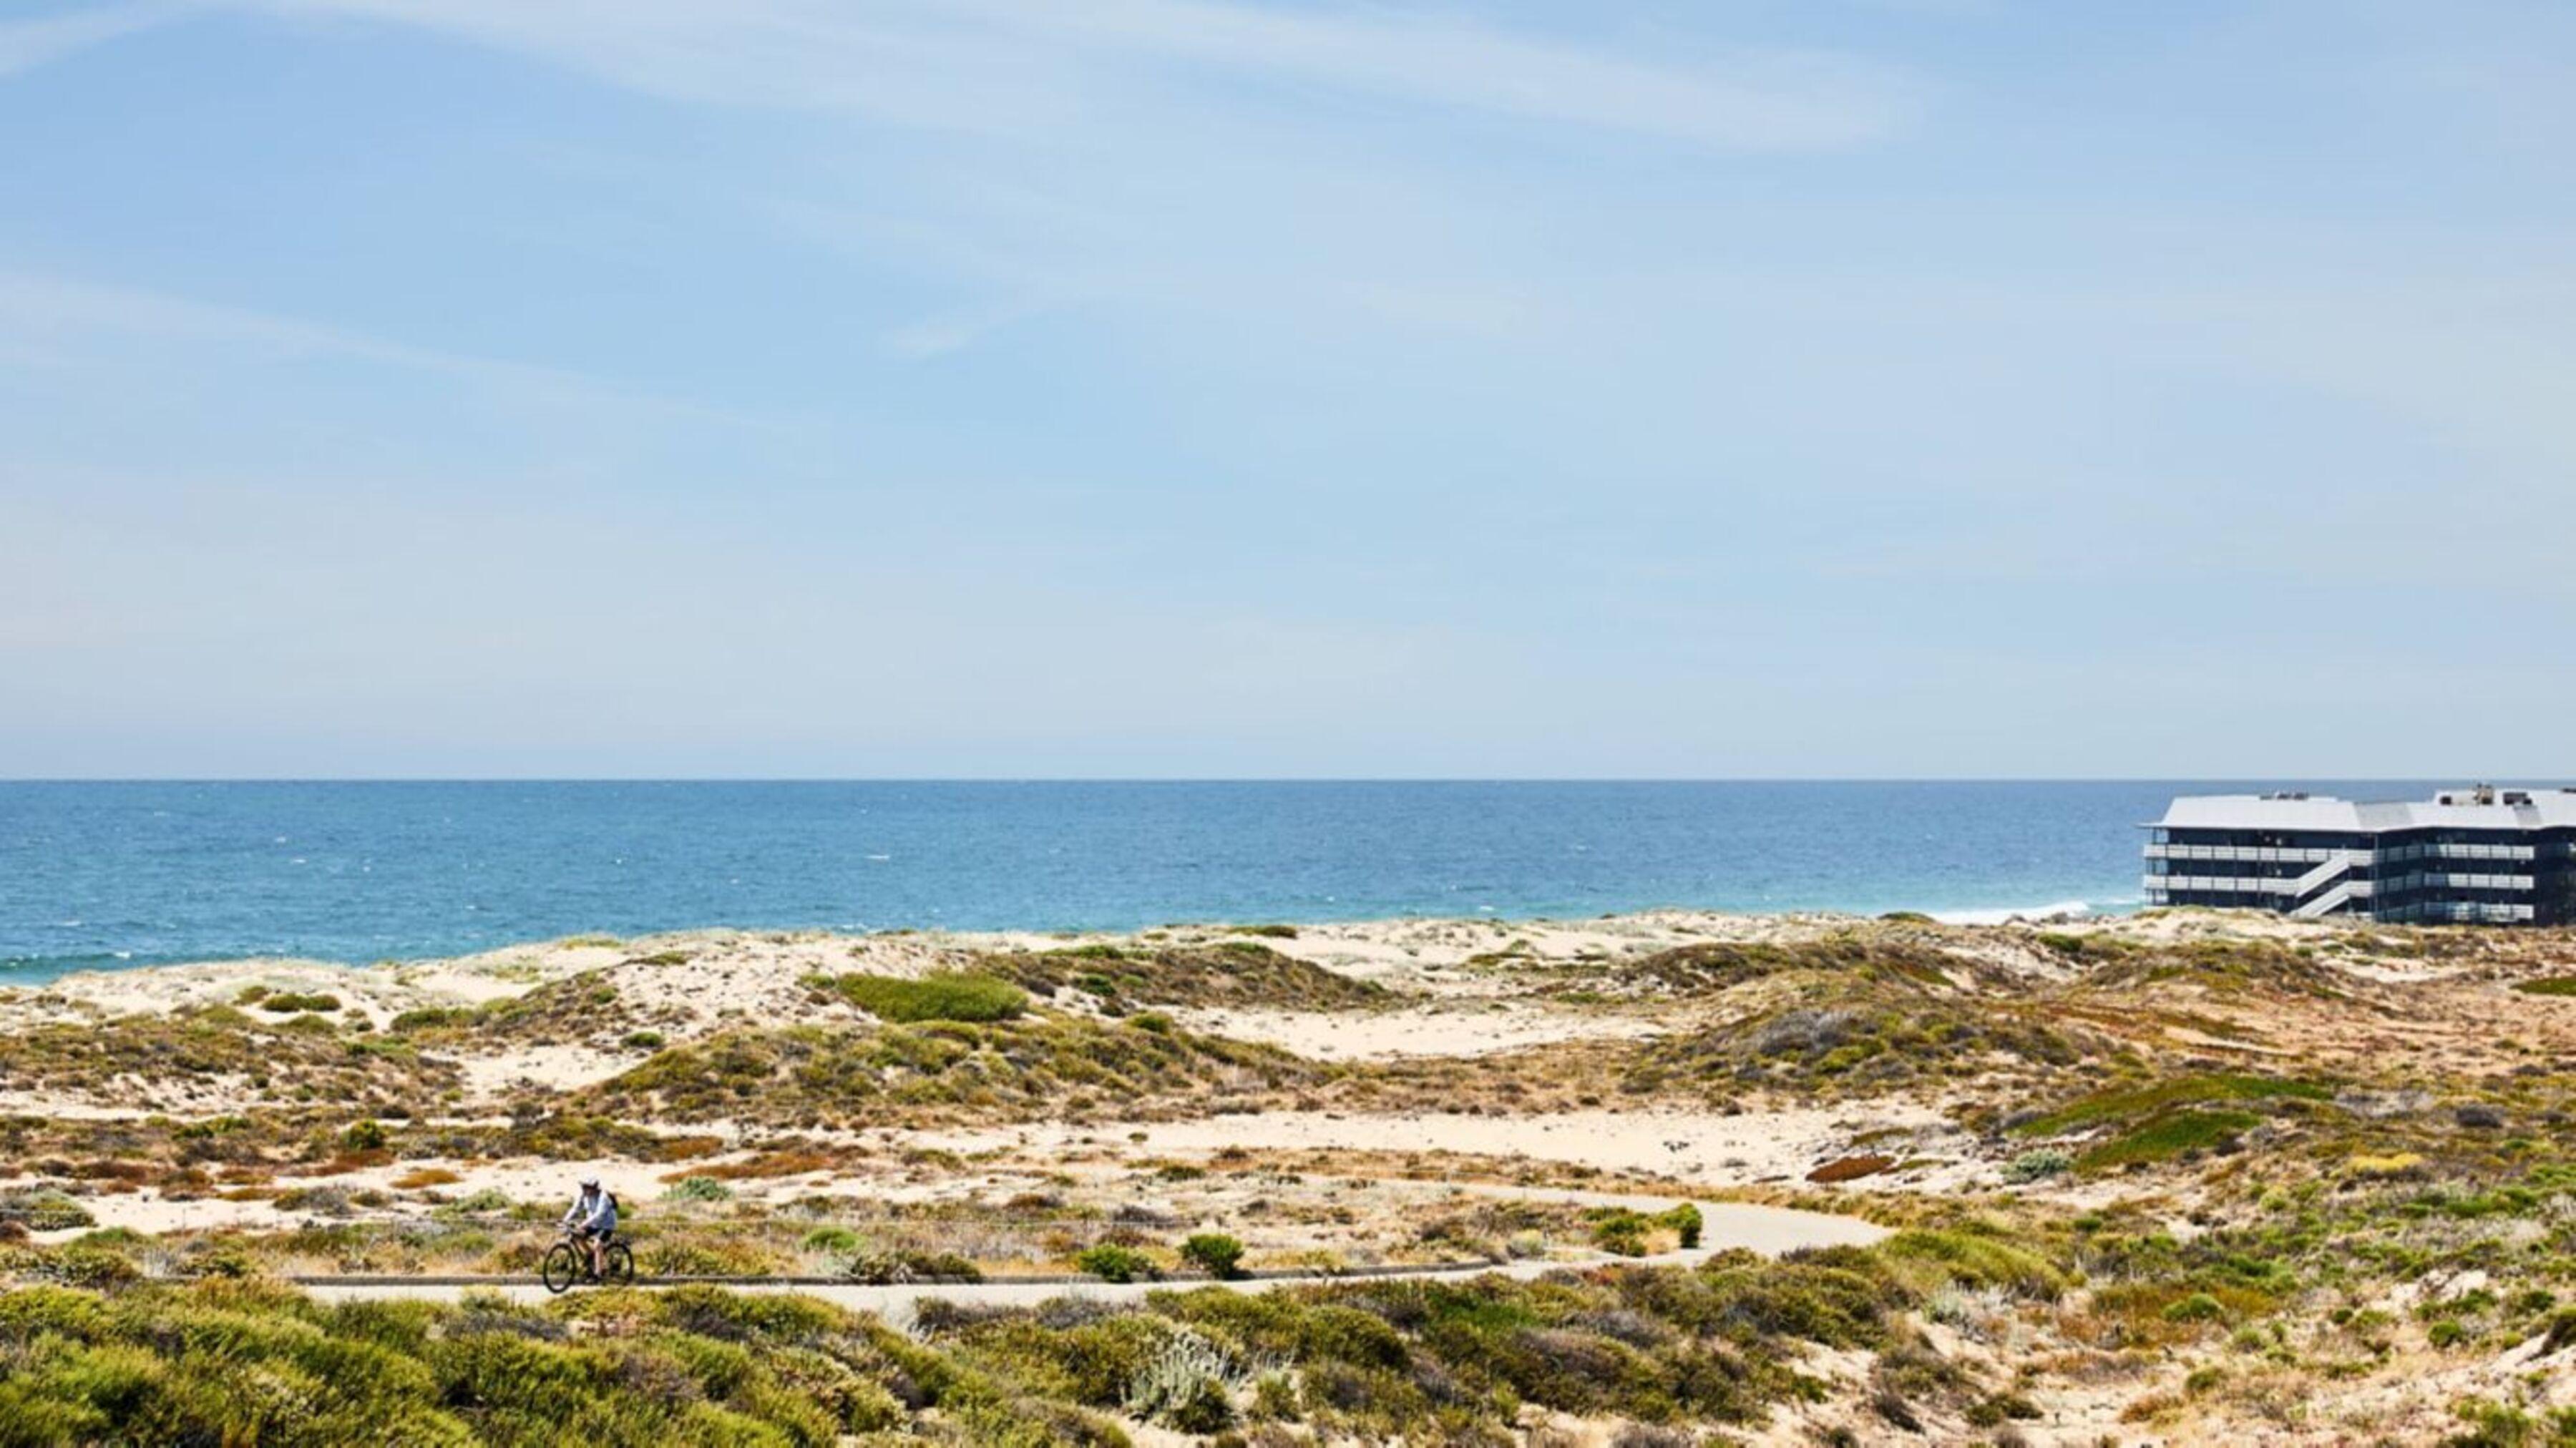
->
[0,781,2443,980]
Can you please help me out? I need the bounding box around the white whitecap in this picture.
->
[1927,899,2095,926]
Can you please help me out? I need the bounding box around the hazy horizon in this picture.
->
[6,1,2571,778]
[0,774,2537,788]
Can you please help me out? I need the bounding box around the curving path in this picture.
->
[293,1196,1884,1321]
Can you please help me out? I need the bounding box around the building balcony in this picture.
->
[2144,843,2341,864]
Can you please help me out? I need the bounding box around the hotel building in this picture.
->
[2143,786,2576,925]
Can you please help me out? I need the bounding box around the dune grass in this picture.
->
[809,972,1028,1024]
[2013,1072,2331,1138]
[972,941,1387,1014]
[0,1241,2021,1446]
[589,1014,1323,1127]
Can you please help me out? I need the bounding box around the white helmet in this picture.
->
[580,1175,600,1189]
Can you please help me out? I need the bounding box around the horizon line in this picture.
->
[0,776,2533,787]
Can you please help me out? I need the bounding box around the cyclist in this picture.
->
[561,1175,618,1278]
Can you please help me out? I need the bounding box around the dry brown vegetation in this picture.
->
[6,909,2576,1442]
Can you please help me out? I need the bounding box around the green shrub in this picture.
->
[1075,1244,1157,1283]
[259,992,342,1014]
[341,1120,389,1152]
[1180,1233,1246,1280]
[2162,1292,2226,1324]
[2014,1073,2328,1137]
[665,1177,734,1203]
[1590,1210,1650,1257]
[843,1251,982,1284]
[2003,1149,2072,1183]
[816,972,1028,1024]
[1659,1203,1703,1249]
[2078,1110,2258,1171]
[1125,1328,1237,1432]
[34,1246,142,1288]
[1586,1205,1699,1257]
[4,1191,97,1232]
[388,1007,474,1033]
[1880,1228,2067,1300]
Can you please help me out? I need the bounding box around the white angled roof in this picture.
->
[2155,787,2576,833]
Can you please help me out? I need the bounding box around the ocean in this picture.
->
[0,780,2442,981]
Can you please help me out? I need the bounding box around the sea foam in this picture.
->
[1928,899,2095,926]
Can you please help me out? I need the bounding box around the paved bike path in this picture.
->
[295,1200,1883,1319]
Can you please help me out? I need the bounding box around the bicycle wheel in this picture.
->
[602,1243,635,1287]
[541,1243,582,1295]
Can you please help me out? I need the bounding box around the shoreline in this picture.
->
[1,897,2132,987]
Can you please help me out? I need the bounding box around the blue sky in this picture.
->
[3,0,2571,778]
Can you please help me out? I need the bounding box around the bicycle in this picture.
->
[542,1229,635,1293]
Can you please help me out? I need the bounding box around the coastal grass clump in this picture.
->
[2011,1072,2332,1138]
[0,1007,462,1113]
[2082,939,2362,1002]
[1587,1203,1704,1257]
[809,971,1028,1024]
[973,941,1388,1014]
[587,1014,1327,1127]
[1630,987,2097,1100]
[1179,1233,1246,1279]
[1075,1243,1158,1283]
[922,1245,1966,1440]
[255,991,343,1014]
[1599,936,1984,999]
[0,1277,1124,1447]
[2007,1072,2331,1175]
[391,972,679,1052]
[2512,977,2576,998]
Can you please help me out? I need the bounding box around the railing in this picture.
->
[2143,844,2340,864]
[2147,842,2539,864]
[2292,880,2358,919]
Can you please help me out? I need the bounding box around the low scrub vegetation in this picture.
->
[973,941,1389,1014]
[590,1014,1324,1128]
[809,972,1029,1024]
[0,1007,462,1112]
[1179,1232,1246,1280]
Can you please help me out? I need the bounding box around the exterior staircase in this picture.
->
[2292,879,2358,919]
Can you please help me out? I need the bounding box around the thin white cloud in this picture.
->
[880,301,1034,360]
[0,267,592,389]
[233,0,1912,151]
[0,0,191,76]
[0,268,779,430]
[974,0,1913,150]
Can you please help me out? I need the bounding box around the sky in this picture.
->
[2,0,2572,779]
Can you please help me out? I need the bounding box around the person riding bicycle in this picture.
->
[562,1176,618,1278]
